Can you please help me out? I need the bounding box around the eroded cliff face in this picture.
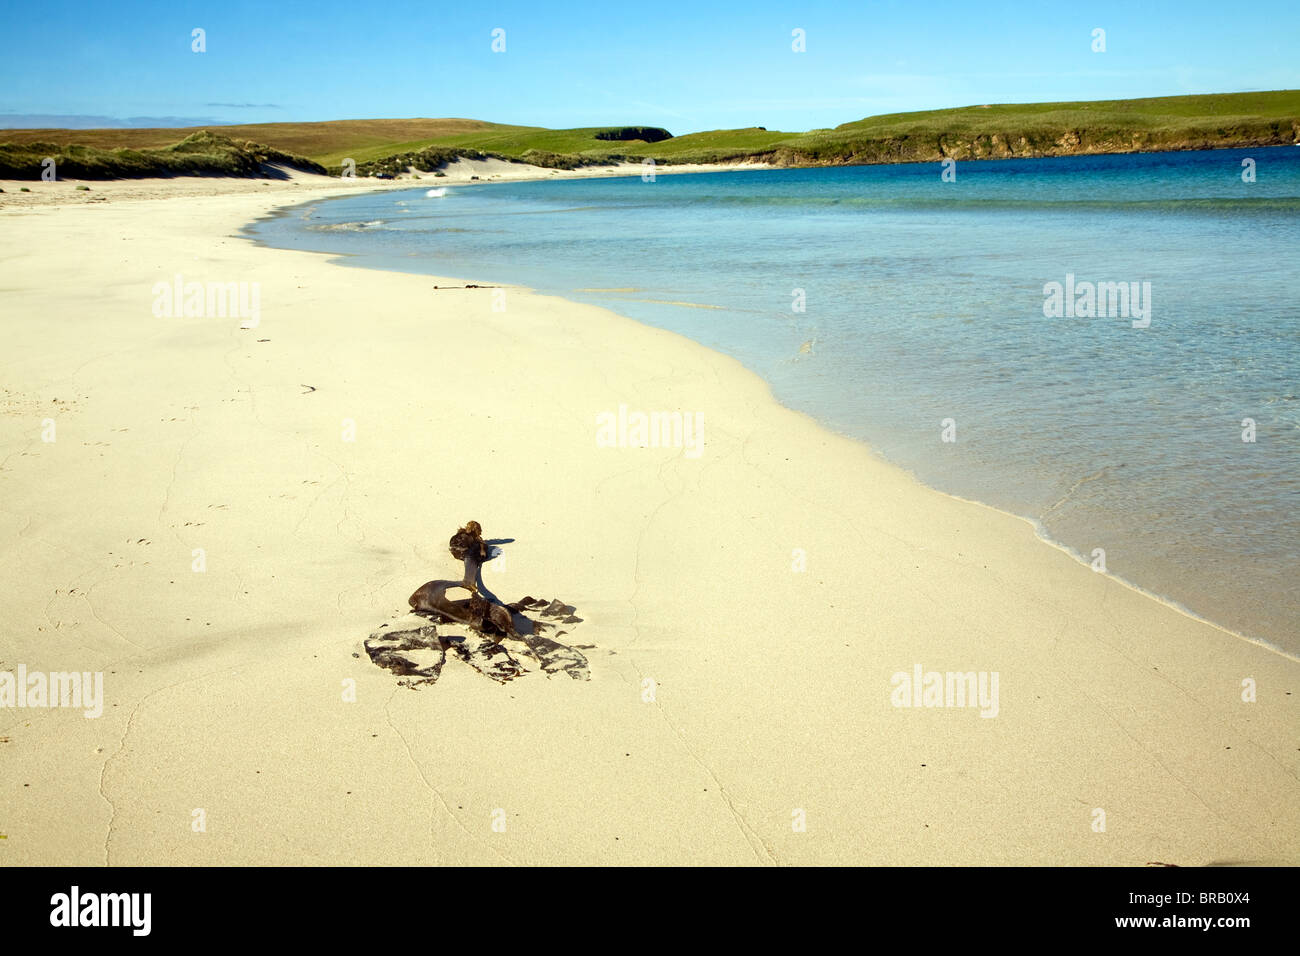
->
[759,120,1299,167]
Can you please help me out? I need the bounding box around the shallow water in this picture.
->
[248,146,1300,653]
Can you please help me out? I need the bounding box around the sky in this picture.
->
[1,0,1297,133]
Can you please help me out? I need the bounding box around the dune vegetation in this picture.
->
[0,131,325,180]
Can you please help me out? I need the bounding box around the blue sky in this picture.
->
[1,0,1296,132]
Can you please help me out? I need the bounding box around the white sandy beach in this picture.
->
[1,168,1297,866]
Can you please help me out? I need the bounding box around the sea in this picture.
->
[247,145,1300,654]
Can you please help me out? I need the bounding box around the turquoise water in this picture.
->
[248,147,1300,652]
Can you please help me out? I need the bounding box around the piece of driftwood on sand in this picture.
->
[363,521,590,686]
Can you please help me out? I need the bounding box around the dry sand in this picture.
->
[0,170,1296,865]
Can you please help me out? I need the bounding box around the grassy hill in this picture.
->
[761,90,1300,165]
[0,118,519,164]
[2,91,1296,180]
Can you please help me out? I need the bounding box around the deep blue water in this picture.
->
[248,146,1300,652]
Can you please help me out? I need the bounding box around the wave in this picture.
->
[306,219,387,232]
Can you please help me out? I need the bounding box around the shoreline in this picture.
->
[0,155,773,209]
[1,177,1297,865]
[245,181,1298,665]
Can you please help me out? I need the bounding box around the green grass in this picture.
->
[0,131,325,180]
[2,91,1296,180]
[767,90,1300,164]
[0,119,519,164]
[406,126,661,157]
[633,127,797,162]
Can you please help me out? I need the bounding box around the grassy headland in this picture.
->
[764,90,1300,165]
[2,90,1296,179]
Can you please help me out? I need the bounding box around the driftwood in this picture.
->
[407,522,518,635]
[363,521,590,686]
